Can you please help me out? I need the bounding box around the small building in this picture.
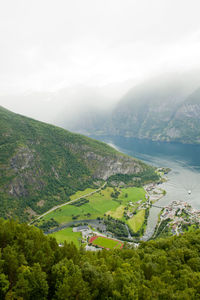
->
[73,225,89,232]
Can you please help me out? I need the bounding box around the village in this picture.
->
[144,181,166,203]
[154,200,200,237]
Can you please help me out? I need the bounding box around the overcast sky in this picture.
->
[1,0,200,119]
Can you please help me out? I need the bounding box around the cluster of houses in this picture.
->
[159,200,200,235]
[144,182,165,202]
[125,200,143,218]
[73,225,102,251]
[124,182,165,219]
[125,182,165,219]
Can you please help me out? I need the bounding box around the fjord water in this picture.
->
[94,136,200,240]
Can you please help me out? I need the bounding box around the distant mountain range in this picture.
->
[108,74,200,144]
[65,72,200,144]
[0,106,152,221]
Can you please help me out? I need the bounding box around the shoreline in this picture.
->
[141,168,169,241]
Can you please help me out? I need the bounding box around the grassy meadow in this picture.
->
[128,209,146,232]
[39,186,146,225]
[106,186,146,220]
[49,227,82,248]
[69,188,97,200]
[90,236,123,249]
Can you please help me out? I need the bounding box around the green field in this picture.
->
[49,227,82,248]
[69,188,97,200]
[107,205,125,218]
[107,187,146,219]
[119,187,146,203]
[128,209,145,232]
[91,236,123,249]
[39,186,146,226]
[39,187,117,224]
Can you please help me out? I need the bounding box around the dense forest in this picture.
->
[107,167,160,187]
[0,219,200,299]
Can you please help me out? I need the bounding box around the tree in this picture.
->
[14,264,48,300]
[0,273,9,298]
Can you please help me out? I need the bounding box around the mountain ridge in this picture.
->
[0,106,155,221]
[72,72,200,144]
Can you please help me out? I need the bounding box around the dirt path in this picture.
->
[29,182,107,225]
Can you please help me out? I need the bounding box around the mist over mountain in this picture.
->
[66,71,200,144]
[2,70,200,144]
[0,81,132,132]
[108,71,200,142]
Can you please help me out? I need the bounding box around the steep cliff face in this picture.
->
[65,73,200,145]
[83,151,141,180]
[162,88,200,143]
[100,75,200,144]
[8,146,45,198]
[108,78,189,139]
[0,106,149,221]
[62,142,142,180]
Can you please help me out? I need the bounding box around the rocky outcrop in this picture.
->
[175,103,200,119]
[64,142,143,180]
[83,151,142,180]
[10,147,34,171]
[7,146,45,198]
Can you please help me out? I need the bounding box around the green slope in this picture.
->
[0,106,156,221]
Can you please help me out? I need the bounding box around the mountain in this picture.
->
[0,83,130,134]
[164,87,200,143]
[106,72,200,144]
[0,106,154,221]
[70,72,200,144]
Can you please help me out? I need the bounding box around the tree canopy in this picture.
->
[0,219,200,299]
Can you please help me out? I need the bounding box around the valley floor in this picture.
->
[31,168,167,249]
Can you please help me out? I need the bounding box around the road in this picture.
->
[29,182,107,225]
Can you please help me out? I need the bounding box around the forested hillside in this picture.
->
[0,219,200,299]
[0,106,154,221]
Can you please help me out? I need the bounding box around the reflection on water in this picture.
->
[93,136,200,240]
